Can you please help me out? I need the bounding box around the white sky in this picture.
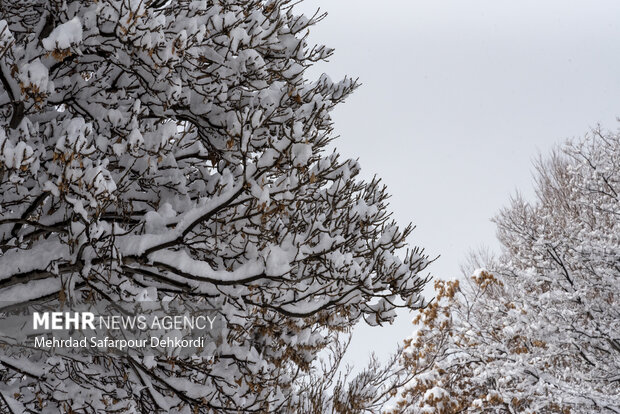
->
[294,0,620,366]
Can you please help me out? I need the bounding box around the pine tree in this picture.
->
[0,1,430,412]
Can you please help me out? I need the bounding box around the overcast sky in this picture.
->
[293,0,620,366]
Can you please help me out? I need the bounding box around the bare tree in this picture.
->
[392,129,620,413]
[0,1,430,412]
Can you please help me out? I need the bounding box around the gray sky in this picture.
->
[295,0,620,366]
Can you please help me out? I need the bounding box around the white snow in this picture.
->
[42,16,83,50]
[0,241,70,280]
[18,59,52,93]
[291,142,312,167]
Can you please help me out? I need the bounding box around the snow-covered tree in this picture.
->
[0,1,430,412]
[392,129,620,413]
